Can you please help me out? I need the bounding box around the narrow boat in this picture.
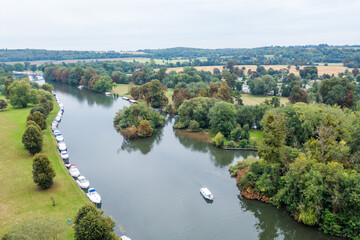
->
[122,96,129,100]
[200,187,214,201]
[105,92,111,96]
[129,99,137,104]
[76,175,90,189]
[78,86,84,90]
[68,164,81,178]
[87,188,102,204]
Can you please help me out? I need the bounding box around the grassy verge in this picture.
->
[241,94,289,106]
[250,129,263,145]
[112,83,174,105]
[0,97,88,238]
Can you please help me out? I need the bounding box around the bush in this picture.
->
[30,106,47,116]
[22,125,43,155]
[239,139,248,148]
[137,120,153,137]
[41,83,54,92]
[120,126,138,139]
[0,99,7,111]
[230,127,242,141]
[27,111,46,130]
[227,140,237,148]
[26,120,41,132]
[213,132,224,147]
[188,120,200,132]
[74,205,117,240]
[32,153,56,189]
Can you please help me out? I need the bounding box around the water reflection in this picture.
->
[52,81,117,108]
[174,129,256,168]
[239,197,338,240]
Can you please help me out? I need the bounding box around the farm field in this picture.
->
[0,95,88,238]
[166,64,352,76]
[241,94,289,106]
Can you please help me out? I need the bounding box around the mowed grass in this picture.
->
[0,97,88,238]
[241,94,289,106]
[112,84,174,105]
[250,129,263,145]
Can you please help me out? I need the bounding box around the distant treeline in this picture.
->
[1,45,360,68]
[0,49,145,62]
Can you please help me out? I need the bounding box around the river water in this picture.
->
[53,83,339,240]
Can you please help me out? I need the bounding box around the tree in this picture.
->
[209,101,237,137]
[300,66,318,79]
[0,99,7,111]
[172,88,191,108]
[258,113,286,164]
[289,85,308,104]
[40,83,54,92]
[223,72,238,89]
[74,205,117,240]
[27,111,46,130]
[318,77,355,107]
[68,67,84,85]
[213,132,225,147]
[32,153,56,189]
[149,79,167,108]
[13,63,24,71]
[22,125,43,155]
[93,75,115,92]
[8,80,38,108]
[216,81,231,102]
[137,120,153,137]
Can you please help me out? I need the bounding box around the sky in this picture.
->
[0,0,359,51]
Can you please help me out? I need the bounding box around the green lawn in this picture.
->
[112,83,174,105]
[250,129,263,145]
[0,97,88,238]
[242,94,289,106]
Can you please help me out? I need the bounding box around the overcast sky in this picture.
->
[1,0,359,51]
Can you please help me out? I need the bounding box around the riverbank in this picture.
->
[0,94,88,238]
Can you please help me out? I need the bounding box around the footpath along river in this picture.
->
[52,82,339,240]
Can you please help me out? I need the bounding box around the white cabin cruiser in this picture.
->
[68,164,81,178]
[105,92,111,96]
[58,141,67,151]
[200,187,214,201]
[122,96,129,100]
[55,116,61,122]
[76,175,90,189]
[87,188,102,204]
[56,135,64,142]
[60,150,69,160]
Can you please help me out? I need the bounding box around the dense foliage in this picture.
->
[74,205,117,240]
[32,153,56,189]
[8,80,38,108]
[22,125,43,155]
[113,102,164,139]
[232,103,360,239]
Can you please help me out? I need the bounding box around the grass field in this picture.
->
[241,94,289,106]
[0,95,88,238]
[166,64,352,76]
[250,129,263,145]
[112,84,174,105]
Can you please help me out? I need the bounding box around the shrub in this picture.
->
[137,120,153,137]
[120,126,138,139]
[30,106,47,116]
[227,140,237,148]
[188,120,200,132]
[32,153,56,189]
[22,125,43,155]
[213,132,224,147]
[230,127,242,141]
[41,83,54,92]
[0,99,7,111]
[239,139,248,148]
[27,111,46,130]
[26,120,41,132]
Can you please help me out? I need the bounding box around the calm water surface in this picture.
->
[53,83,339,240]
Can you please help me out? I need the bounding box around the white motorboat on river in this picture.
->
[87,188,102,204]
[55,135,64,142]
[200,187,214,201]
[60,150,69,160]
[58,141,67,151]
[69,164,81,178]
[76,175,90,189]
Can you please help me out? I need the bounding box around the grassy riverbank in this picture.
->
[0,95,88,238]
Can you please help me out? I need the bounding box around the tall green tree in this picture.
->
[32,153,56,189]
[318,77,355,108]
[22,125,43,155]
[8,80,38,108]
[258,113,286,164]
[209,101,237,137]
[149,79,167,108]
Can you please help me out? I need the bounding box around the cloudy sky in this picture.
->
[1,0,359,51]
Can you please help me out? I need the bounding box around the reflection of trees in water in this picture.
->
[52,81,117,108]
[239,197,335,240]
[119,127,164,155]
[174,130,256,168]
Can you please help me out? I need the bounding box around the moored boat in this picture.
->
[76,175,90,189]
[87,188,102,204]
[200,187,214,201]
[68,164,81,178]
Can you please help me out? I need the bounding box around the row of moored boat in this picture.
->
[51,91,102,205]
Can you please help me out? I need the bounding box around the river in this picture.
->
[53,82,339,240]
